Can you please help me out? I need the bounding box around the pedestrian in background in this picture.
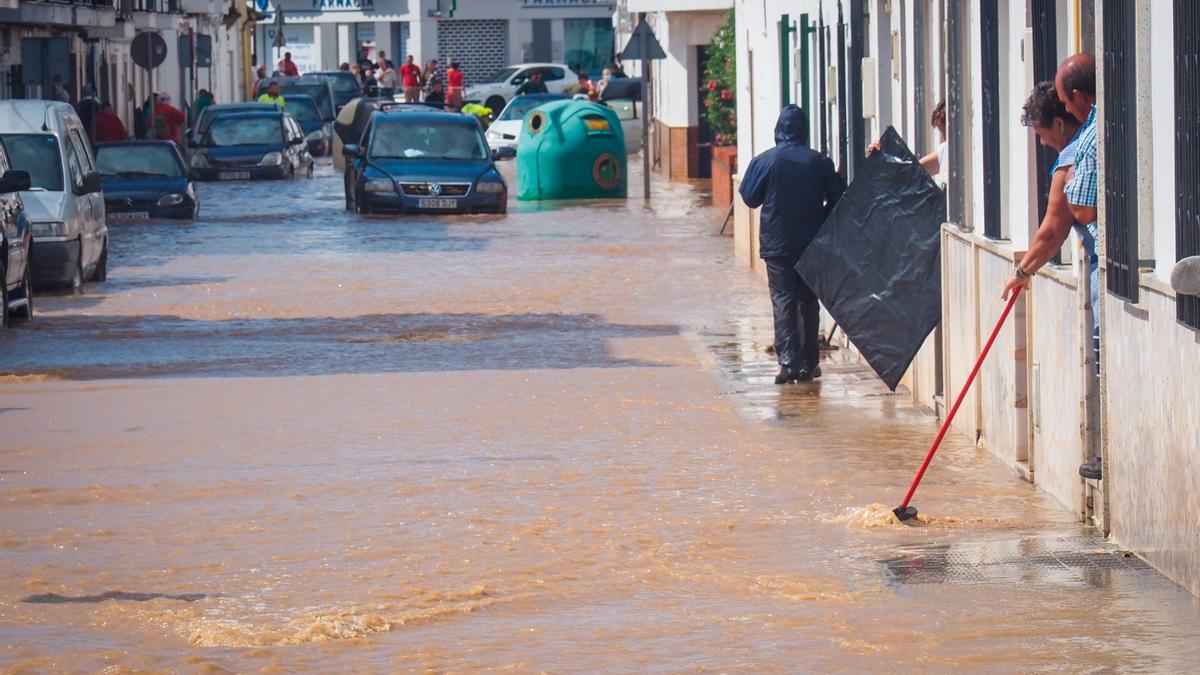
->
[357,47,374,72]
[153,92,186,146]
[422,59,441,100]
[94,103,128,142]
[190,88,214,128]
[257,81,286,109]
[446,61,464,110]
[596,69,612,98]
[377,62,398,98]
[400,55,422,102]
[867,100,946,185]
[515,70,548,96]
[351,63,364,89]
[738,105,846,384]
[279,51,299,77]
[339,62,350,72]
[377,50,393,71]
[425,80,446,107]
[363,68,379,97]
[566,72,591,96]
[253,64,268,94]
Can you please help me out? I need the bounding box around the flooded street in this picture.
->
[2,160,1198,671]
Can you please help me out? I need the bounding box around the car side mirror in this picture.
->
[0,169,31,193]
[290,136,305,146]
[79,171,103,195]
[493,146,516,161]
[342,143,360,158]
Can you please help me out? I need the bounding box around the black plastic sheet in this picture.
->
[795,126,945,390]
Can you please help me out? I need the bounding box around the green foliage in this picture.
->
[702,10,736,145]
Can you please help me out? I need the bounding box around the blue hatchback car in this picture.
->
[343,111,514,215]
[189,111,314,181]
[96,141,198,220]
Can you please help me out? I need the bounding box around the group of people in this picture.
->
[339,50,465,109]
[71,87,215,147]
[739,52,1101,405]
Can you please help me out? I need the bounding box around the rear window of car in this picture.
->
[284,96,322,123]
[96,145,183,178]
[0,134,64,191]
[322,73,360,94]
[205,117,283,147]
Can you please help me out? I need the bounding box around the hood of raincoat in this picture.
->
[774,105,809,147]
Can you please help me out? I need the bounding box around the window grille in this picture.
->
[945,0,966,225]
[980,0,1002,239]
[1031,0,1058,225]
[1175,0,1200,328]
[1102,0,1139,302]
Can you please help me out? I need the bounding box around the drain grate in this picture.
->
[879,538,1155,587]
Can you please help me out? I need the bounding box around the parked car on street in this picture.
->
[254,76,337,124]
[283,95,332,157]
[332,97,445,172]
[312,70,363,111]
[0,144,33,328]
[96,141,198,220]
[343,110,513,215]
[190,112,314,181]
[464,63,576,113]
[0,100,108,290]
[188,102,278,152]
[485,94,566,151]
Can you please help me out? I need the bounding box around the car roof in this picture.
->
[211,111,285,121]
[374,110,469,122]
[96,140,178,149]
[209,102,276,110]
[0,99,79,134]
[509,63,571,69]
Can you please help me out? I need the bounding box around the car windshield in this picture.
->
[485,67,520,84]
[281,83,333,119]
[96,145,183,178]
[0,134,64,191]
[284,96,321,123]
[371,120,487,160]
[608,99,636,121]
[321,73,361,94]
[499,96,561,121]
[204,117,282,147]
[200,106,274,134]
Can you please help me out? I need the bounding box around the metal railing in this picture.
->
[1103,0,1139,303]
[946,0,966,226]
[1031,0,1058,229]
[1175,0,1200,329]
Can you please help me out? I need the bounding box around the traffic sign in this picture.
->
[131,32,168,70]
[620,21,665,61]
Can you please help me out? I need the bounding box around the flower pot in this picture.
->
[711,144,738,209]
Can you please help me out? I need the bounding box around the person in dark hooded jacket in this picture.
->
[739,105,845,383]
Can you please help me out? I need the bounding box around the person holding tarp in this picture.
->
[739,105,845,384]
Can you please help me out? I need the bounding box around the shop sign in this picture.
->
[312,0,375,9]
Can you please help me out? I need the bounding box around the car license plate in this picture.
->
[110,211,150,220]
[219,171,250,180]
[419,198,458,209]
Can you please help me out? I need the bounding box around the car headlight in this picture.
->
[486,129,501,140]
[31,221,70,238]
[260,152,284,166]
[364,179,395,193]
[190,153,209,168]
[476,179,505,194]
[157,193,186,207]
[186,182,197,198]
[305,130,324,142]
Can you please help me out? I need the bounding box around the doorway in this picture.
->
[696,45,712,179]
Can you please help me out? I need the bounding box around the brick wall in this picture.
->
[436,19,510,86]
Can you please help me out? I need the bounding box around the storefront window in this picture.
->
[563,19,613,77]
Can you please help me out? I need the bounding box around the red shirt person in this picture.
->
[94,104,129,143]
[446,62,465,109]
[280,52,300,77]
[152,93,186,145]
[399,55,422,102]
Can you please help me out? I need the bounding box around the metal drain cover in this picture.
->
[879,538,1154,587]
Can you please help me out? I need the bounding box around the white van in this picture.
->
[0,100,107,289]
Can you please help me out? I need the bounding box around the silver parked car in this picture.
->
[0,100,108,289]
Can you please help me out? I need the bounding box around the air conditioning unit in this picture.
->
[861,57,877,119]
[792,49,803,83]
[827,65,838,104]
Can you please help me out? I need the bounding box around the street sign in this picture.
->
[131,32,168,70]
[178,34,213,68]
[619,21,666,61]
[618,20,664,202]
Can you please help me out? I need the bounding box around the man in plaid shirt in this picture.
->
[1057,53,1103,481]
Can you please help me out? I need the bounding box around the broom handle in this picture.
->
[898,286,1022,509]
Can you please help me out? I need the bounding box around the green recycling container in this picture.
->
[516,100,627,201]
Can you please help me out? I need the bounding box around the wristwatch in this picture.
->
[1014,263,1033,279]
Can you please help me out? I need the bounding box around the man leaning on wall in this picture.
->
[1001,54,1102,481]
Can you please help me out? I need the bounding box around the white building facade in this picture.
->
[733,0,1200,597]
[620,0,731,180]
[255,0,617,86]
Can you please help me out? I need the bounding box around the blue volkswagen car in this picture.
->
[96,141,197,220]
[343,111,513,215]
[189,111,314,181]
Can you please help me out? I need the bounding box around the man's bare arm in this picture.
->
[1002,170,1075,299]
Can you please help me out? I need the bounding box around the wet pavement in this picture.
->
[2,160,1198,671]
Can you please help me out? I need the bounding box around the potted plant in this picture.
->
[703,10,737,208]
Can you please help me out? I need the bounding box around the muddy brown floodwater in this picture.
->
[2,161,1198,671]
